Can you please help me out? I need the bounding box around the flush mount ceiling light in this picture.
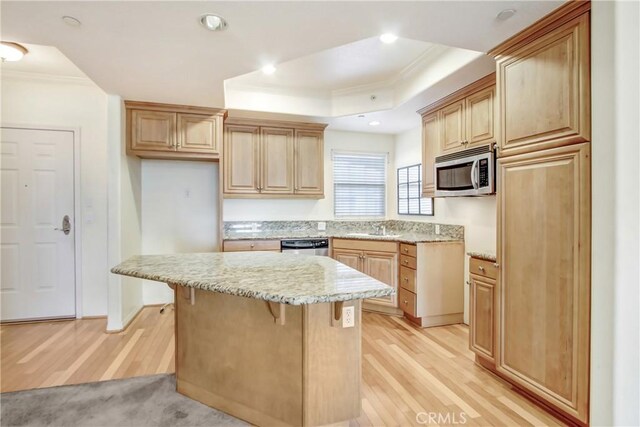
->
[62,15,82,27]
[200,14,228,31]
[0,42,28,62]
[379,33,398,44]
[261,64,276,75]
[496,9,517,20]
[369,121,381,126]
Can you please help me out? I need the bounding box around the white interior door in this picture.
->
[1,128,76,321]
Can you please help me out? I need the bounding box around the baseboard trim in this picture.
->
[105,305,144,334]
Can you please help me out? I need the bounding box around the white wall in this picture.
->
[224,129,396,221]
[393,126,496,324]
[141,160,219,305]
[106,95,143,331]
[591,1,640,425]
[1,74,110,317]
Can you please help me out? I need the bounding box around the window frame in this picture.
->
[332,150,388,219]
[397,163,434,216]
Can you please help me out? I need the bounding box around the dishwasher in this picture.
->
[280,239,329,256]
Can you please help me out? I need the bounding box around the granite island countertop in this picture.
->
[224,230,462,244]
[111,252,394,305]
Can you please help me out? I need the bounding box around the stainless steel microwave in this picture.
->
[434,144,495,197]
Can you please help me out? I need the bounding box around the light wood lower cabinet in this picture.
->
[126,101,226,161]
[332,239,398,312]
[224,118,326,198]
[222,240,281,252]
[497,142,590,423]
[468,256,499,364]
[398,242,464,328]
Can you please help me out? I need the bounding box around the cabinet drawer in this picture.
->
[399,266,416,293]
[332,238,398,253]
[223,240,281,252]
[399,254,417,270]
[399,243,417,258]
[469,257,498,280]
[398,287,417,317]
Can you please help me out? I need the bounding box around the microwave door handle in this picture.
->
[470,160,479,189]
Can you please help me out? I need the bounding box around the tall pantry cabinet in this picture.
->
[490,1,591,424]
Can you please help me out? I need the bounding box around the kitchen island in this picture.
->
[111,252,393,427]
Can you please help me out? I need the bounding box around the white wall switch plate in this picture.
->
[318,221,326,231]
[343,306,355,328]
[435,224,440,235]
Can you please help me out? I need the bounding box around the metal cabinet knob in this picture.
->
[250,244,255,248]
[493,263,500,268]
[403,300,408,305]
[403,260,409,264]
[403,277,409,282]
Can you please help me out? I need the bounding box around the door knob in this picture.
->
[55,215,71,235]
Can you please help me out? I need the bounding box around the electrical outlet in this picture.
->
[435,224,440,235]
[343,306,355,328]
[318,221,326,231]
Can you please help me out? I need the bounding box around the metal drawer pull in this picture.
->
[250,244,255,248]
[403,260,409,264]
[493,263,500,268]
[478,266,485,272]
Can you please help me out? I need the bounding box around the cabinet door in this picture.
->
[497,143,590,423]
[333,249,362,272]
[131,110,176,152]
[260,127,294,194]
[363,251,398,308]
[177,113,220,155]
[466,85,495,147]
[223,125,260,195]
[469,274,496,363]
[421,112,439,197]
[294,130,324,196]
[497,14,590,157]
[440,100,465,153]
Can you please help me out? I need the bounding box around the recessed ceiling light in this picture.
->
[262,64,276,75]
[0,42,28,62]
[369,121,381,127]
[379,33,398,44]
[200,14,228,31]
[496,9,516,21]
[62,15,82,27]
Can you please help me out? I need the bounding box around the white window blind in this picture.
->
[333,151,387,218]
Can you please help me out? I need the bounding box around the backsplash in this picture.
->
[224,220,464,240]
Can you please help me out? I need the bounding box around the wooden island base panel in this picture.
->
[174,288,361,427]
[111,252,393,427]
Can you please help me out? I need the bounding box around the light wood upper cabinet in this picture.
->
[497,143,590,423]
[494,13,590,157]
[466,85,496,147]
[421,112,439,197]
[440,100,466,153]
[126,101,226,161]
[223,118,327,198]
[260,127,294,194]
[130,110,176,152]
[223,125,260,194]
[177,113,220,154]
[294,130,324,196]
[418,74,496,174]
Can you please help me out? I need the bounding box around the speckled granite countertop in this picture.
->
[111,252,394,305]
[224,230,462,244]
[466,251,497,262]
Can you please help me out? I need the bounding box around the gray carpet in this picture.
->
[0,374,249,427]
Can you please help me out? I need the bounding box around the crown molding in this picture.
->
[0,69,95,86]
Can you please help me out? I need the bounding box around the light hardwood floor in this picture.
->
[0,307,564,426]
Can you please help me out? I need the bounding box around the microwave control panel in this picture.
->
[479,159,489,187]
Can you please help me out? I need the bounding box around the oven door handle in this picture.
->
[470,160,479,190]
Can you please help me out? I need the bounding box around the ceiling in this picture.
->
[1,1,564,134]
